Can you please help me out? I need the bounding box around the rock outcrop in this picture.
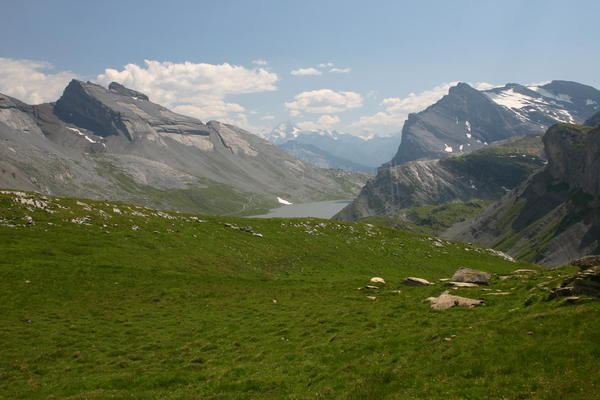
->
[335,135,545,221]
[426,291,485,310]
[451,267,491,284]
[0,80,369,215]
[446,124,600,266]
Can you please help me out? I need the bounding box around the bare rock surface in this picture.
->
[404,277,434,286]
[426,291,484,310]
[451,267,491,284]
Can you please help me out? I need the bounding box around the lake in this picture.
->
[248,199,352,219]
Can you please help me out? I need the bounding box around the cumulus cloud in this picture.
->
[330,67,351,73]
[318,62,334,68]
[290,67,322,76]
[96,60,278,121]
[351,81,499,133]
[252,59,268,66]
[296,114,341,131]
[260,115,275,120]
[0,58,78,104]
[285,89,363,114]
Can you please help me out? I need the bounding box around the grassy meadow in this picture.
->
[0,190,598,399]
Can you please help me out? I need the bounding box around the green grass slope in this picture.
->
[0,190,599,399]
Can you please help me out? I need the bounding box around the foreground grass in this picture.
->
[0,190,598,399]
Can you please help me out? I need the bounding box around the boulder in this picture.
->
[426,291,484,310]
[550,266,600,299]
[451,267,491,284]
[370,277,386,284]
[444,281,479,288]
[404,277,434,286]
[570,255,600,270]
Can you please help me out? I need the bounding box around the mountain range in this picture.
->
[264,122,401,172]
[446,116,600,266]
[0,80,368,215]
[390,80,600,165]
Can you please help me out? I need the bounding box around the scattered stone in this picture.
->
[370,277,386,284]
[272,299,277,304]
[23,215,35,226]
[484,292,512,296]
[513,269,538,274]
[131,225,140,231]
[498,275,511,280]
[550,266,600,299]
[569,255,600,270]
[451,267,491,284]
[404,277,434,286]
[391,290,402,294]
[487,249,516,262]
[252,233,263,237]
[366,296,376,300]
[444,281,479,288]
[426,291,484,310]
[364,285,379,290]
[438,278,450,282]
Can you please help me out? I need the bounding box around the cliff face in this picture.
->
[335,135,545,221]
[446,124,600,266]
[389,81,600,165]
[0,80,369,215]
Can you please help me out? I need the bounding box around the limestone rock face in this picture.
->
[391,81,600,165]
[447,124,600,266]
[334,135,545,221]
[0,80,369,215]
[451,267,491,284]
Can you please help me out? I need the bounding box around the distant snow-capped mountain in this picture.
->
[390,80,600,165]
[265,122,401,172]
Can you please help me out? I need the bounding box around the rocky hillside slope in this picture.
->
[335,135,545,221]
[390,81,600,165]
[0,80,368,215]
[446,123,600,266]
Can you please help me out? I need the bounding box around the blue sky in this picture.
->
[1,0,598,136]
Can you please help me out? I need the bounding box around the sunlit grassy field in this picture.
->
[0,190,598,399]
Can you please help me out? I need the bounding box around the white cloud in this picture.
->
[350,81,499,133]
[351,82,459,132]
[172,102,245,121]
[330,67,351,73]
[473,82,502,91]
[260,115,275,120]
[290,67,322,76]
[285,89,363,114]
[219,113,271,136]
[0,58,78,104]
[296,114,341,131]
[318,62,334,68]
[96,60,278,121]
[252,59,268,66]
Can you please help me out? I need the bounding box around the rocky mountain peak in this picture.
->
[108,82,149,101]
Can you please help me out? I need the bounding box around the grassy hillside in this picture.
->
[358,200,490,235]
[1,190,599,399]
